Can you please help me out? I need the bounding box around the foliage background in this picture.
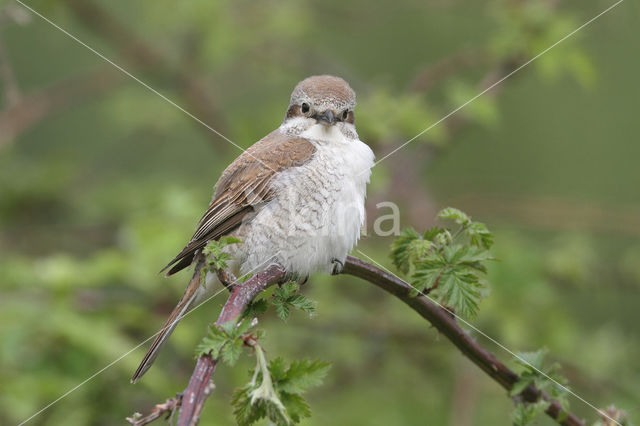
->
[0,0,638,424]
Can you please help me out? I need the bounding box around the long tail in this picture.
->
[131,255,205,383]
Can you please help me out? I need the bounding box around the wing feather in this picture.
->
[161,130,316,276]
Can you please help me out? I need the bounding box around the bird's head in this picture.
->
[284,75,356,135]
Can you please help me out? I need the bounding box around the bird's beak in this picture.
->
[316,110,336,126]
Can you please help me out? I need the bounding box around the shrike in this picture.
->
[132,75,374,382]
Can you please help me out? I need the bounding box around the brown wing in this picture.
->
[161,130,316,276]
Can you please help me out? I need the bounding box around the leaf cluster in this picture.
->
[202,236,243,272]
[390,207,494,318]
[194,319,254,366]
[271,282,316,321]
[232,356,331,425]
[510,349,571,425]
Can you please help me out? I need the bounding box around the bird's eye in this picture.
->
[301,103,310,113]
[342,110,349,120]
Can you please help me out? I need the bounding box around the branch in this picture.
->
[342,255,585,426]
[130,263,287,426]
[177,263,286,426]
[126,397,181,426]
[133,255,587,426]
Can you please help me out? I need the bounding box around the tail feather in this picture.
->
[131,255,205,383]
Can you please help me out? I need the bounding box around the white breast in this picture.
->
[236,124,374,277]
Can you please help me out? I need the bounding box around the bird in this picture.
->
[131,75,374,383]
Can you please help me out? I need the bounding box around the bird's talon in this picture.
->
[331,258,344,275]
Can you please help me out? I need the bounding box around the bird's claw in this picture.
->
[331,258,344,275]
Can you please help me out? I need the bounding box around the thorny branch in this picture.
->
[128,263,287,426]
[342,256,585,426]
[132,257,586,426]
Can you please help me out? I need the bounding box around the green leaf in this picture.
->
[268,357,288,382]
[233,354,330,425]
[510,349,571,419]
[202,237,243,271]
[232,384,266,425]
[194,325,229,358]
[288,294,316,315]
[220,337,243,366]
[512,400,551,426]
[410,256,445,295]
[514,349,547,371]
[273,298,290,321]
[274,282,298,299]
[277,359,332,394]
[390,227,422,274]
[392,209,494,316]
[196,319,254,365]
[219,236,243,246]
[437,207,471,226]
[279,392,311,423]
[219,320,238,337]
[242,299,269,320]
[466,221,494,249]
[231,319,254,338]
[435,270,484,318]
[271,282,316,321]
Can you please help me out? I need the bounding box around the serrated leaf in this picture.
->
[271,282,316,321]
[273,299,290,321]
[511,349,571,418]
[288,294,316,315]
[435,270,484,318]
[423,227,448,241]
[466,221,494,249]
[203,238,243,271]
[515,349,547,371]
[411,259,444,294]
[275,282,298,299]
[221,337,244,366]
[194,325,229,358]
[390,227,426,274]
[232,384,265,425]
[446,245,494,265]
[279,392,311,423]
[512,400,551,426]
[219,320,237,337]
[437,207,471,226]
[277,360,331,394]
[268,357,287,382]
[231,319,253,338]
[242,299,268,320]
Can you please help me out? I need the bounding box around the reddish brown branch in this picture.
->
[177,263,287,426]
[134,257,587,426]
[342,255,584,426]
[126,396,181,426]
[130,263,286,426]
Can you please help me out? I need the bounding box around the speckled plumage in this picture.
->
[132,75,374,382]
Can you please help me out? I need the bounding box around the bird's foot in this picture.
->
[330,258,344,275]
[299,274,309,286]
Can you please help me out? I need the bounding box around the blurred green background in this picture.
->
[1,0,638,424]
